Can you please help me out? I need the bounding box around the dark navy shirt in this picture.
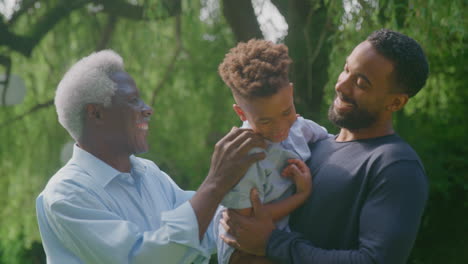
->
[266,134,428,264]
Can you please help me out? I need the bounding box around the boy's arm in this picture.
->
[300,117,330,142]
[265,159,312,221]
[232,159,311,221]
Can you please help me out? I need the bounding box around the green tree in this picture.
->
[0,0,466,263]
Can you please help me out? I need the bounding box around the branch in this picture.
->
[222,0,263,42]
[98,0,145,20]
[9,0,38,25]
[96,15,118,50]
[0,99,54,127]
[0,0,90,56]
[0,55,12,106]
[99,0,181,20]
[150,15,183,106]
[270,0,289,20]
[378,0,390,25]
[1,0,182,57]
[307,17,329,66]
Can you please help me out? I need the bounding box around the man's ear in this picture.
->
[387,94,409,112]
[233,104,247,121]
[86,104,104,122]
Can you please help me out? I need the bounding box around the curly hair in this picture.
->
[218,39,292,100]
[55,50,124,141]
[367,29,429,97]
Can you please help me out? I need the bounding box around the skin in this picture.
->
[78,70,267,240]
[221,40,411,260]
[331,41,408,141]
[79,71,153,172]
[233,83,297,143]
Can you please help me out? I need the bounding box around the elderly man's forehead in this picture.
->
[110,71,135,83]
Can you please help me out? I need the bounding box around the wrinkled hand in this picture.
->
[282,159,312,196]
[221,189,275,256]
[207,127,266,195]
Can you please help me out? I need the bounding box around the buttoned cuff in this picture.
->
[160,201,214,258]
[161,201,200,247]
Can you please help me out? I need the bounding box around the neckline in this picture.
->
[333,133,397,143]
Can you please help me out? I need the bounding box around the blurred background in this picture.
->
[0,0,466,263]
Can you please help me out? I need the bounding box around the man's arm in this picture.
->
[41,189,210,264]
[39,128,266,264]
[191,127,266,240]
[222,160,429,264]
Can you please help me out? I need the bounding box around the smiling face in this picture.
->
[102,71,153,155]
[234,84,297,142]
[328,41,396,130]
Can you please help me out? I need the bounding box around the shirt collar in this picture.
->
[242,120,278,149]
[129,155,147,177]
[69,144,146,187]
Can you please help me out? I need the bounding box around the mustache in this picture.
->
[337,93,357,106]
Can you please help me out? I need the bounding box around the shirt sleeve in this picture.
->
[266,160,429,264]
[150,162,218,257]
[220,145,268,209]
[43,188,212,264]
[220,159,266,209]
[299,117,329,143]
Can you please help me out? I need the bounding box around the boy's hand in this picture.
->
[282,159,312,196]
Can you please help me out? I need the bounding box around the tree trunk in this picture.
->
[283,0,334,120]
[222,0,263,42]
[221,0,334,120]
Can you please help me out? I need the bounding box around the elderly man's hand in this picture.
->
[221,188,275,256]
[190,128,266,240]
[207,127,266,195]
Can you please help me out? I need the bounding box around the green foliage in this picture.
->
[0,0,467,263]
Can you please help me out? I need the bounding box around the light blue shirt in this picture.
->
[36,145,216,264]
[216,117,328,264]
[220,117,328,210]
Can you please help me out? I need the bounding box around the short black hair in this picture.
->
[218,39,292,100]
[367,29,429,97]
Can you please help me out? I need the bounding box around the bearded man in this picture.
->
[222,29,429,264]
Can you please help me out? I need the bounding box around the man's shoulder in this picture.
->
[131,156,160,172]
[131,156,179,188]
[289,117,329,143]
[371,134,420,160]
[42,163,98,206]
[309,134,423,169]
[365,135,425,174]
[294,116,326,131]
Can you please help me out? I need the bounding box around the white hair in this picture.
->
[55,50,124,140]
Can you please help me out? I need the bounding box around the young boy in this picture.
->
[215,39,329,263]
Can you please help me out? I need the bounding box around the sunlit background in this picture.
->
[0,0,466,263]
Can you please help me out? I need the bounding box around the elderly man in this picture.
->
[36,50,266,263]
[222,29,429,264]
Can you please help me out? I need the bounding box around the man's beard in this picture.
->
[328,96,377,131]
